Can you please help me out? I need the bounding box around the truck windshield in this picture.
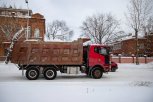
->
[94,46,109,55]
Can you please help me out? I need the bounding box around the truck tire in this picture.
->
[26,67,39,80]
[44,68,57,80]
[91,67,103,79]
[111,67,116,72]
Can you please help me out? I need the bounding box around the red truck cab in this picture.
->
[83,45,110,79]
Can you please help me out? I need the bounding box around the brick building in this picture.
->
[144,33,153,56]
[112,33,153,57]
[0,7,45,59]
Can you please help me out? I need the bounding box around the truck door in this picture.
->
[98,47,109,64]
[94,46,109,65]
[88,46,110,67]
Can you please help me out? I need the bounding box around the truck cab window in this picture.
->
[94,47,109,55]
[99,48,108,55]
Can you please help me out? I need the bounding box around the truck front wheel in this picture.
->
[91,67,103,79]
[44,68,57,80]
[26,67,39,80]
[111,67,117,72]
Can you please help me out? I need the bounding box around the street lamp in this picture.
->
[25,0,29,40]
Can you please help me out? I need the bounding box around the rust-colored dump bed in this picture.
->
[11,38,88,65]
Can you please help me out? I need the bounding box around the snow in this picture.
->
[44,35,65,42]
[44,38,65,42]
[2,42,11,44]
[24,39,39,42]
[0,62,153,102]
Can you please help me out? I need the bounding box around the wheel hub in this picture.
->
[29,70,37,78]
[46,70,54,78]
[94,70,101,77]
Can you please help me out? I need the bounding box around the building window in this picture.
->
[25,26,31,39]
[1,11,5,15]
[8,11,11,15]
[17,12,22,17]
[34,28,40,38]
[139,43,144,49]
[5,11,8,15]
[113,42,121,50]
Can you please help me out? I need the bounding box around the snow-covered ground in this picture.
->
[0,62,153,102]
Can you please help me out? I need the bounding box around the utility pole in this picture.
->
[135,28,139,65]
[25,0,29,40]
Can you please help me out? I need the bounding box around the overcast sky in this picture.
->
[0,0,130,39]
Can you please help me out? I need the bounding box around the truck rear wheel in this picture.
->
[91,67,103,79]
[26,67,39,80]
[44,68,57,80]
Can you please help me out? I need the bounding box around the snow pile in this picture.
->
[130,81,153,87]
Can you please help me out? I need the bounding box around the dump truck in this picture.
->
[5,30,110,80]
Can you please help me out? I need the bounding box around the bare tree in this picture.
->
[0,7,21,44]
[126,0,153,64]
[146,16,153,33]
[108,31,132,43]
[81,13,120,44]
[46,20,73,41]
[144,16,153,56]
[0,17,21,40]
[126,0,153,33]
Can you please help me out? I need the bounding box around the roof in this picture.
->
[121,37,146,42]
[110,36,146,45]
[0,7,33,18]
[0,7,32,13]
[32,13,44,19]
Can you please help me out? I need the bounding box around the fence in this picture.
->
[111,56,153,63]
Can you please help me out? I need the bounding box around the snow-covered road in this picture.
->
[0,62,153,102]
